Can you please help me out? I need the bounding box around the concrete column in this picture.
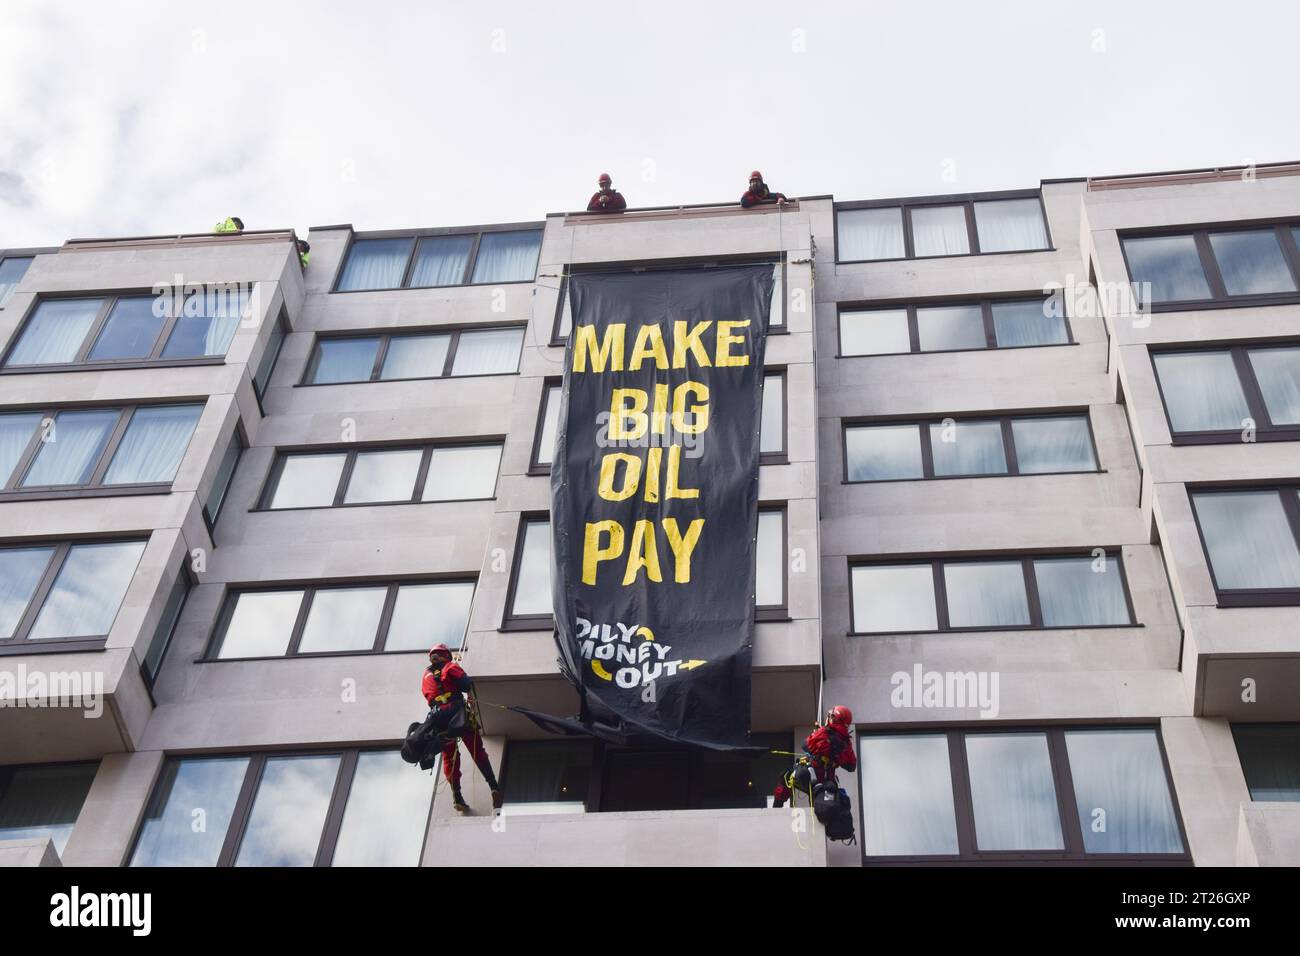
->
[1160,716,1251,866]
[61,750,165,867]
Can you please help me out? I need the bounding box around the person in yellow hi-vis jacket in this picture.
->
[214,216,244,234]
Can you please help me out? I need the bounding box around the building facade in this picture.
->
[1,163,1298,867]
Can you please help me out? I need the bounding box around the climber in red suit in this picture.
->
[422,644,503,812]
[773,705,857,808]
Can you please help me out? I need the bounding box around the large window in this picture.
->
[530,380,563,473]
[0,256,34,308]
[130,750,433,867]
[501,741,594,812]
[860,727,1186,863]
[334,228,542,292]
[845,413,1097,482]
[850,552,1133,634]
[204,430,244,527]
[0,762,98,856]
[756,506,787,618]
[760,370,786,462]
[1123,223,1300,309]
[142,566,192,685]
[0,404,202,495]
[504,515,553,629]
[1232,724,1300,802]
[1153,344,1300,442]
[304,327,524,384]
[261,442,501,509]
[839,295,1070,356]
[3,290,249,369]
[0,540,146,649]
[208,579,476,659]
[1190,488,1300,604]
[837,194,1049,263]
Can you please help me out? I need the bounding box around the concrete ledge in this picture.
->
[0,838,61,867]
[422,807,826,867]
[1236,802,1300,866]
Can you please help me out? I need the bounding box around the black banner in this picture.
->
[548,265,773,751]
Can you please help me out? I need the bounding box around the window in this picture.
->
[502,741,594,812]
[849,552,1132,634]
[1123,223,1300,308]
[599,734,791,811]
[836,194,1049,262]
[760,370,786,461]
[1190,488,1300,603]
[756,507,786,617]
[530,380,563,473]
[504,515,552,628]
[142,566,192,684]
[209,579,476,660]
[0,404,202,495]
[859,728,1186,863]
[262,442,502,509]
[252,311,287,401]
[3,289,250,369]
[130,750,433,867]
[844,413,1097,482]
[304,327,524,384]
[0,256,34,307]
[0,540,145,648]
[1153,345,1300,441]
[0,762,98,856]
[1232,725,1300,801]
[839,295,1069,356]
[204,430,243,526]
[334,228,542,292]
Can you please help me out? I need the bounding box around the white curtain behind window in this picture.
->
[337,238,413,291]
[974,199,1049,252]
[910,206,970,256]
[409,237,472,287]
[103,405,203,485]
[451,328,524,375]
[1065,729,1183,853]
[1193,491,1300,589]
[21,409,118,486]
[0,412,41,485]
[837,208,905,261]
[6,299,101,365]
[472,231,542,283]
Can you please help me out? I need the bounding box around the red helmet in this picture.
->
[428,643,452,661]
[598,172,612,184]
[749,170,763,181]
[828,705,853,727]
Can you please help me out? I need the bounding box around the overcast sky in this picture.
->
[1,0,1297,247]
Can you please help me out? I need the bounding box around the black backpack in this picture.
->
[813,782,857,844]
[400,696,470,767]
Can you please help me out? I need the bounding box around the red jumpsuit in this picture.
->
[773,722,857,806]
[421,661,498,793]
[587,189,627,212]
[740,185,789,208]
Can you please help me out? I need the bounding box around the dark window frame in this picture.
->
[755,504,789,622]
[0,289,250,374]
[857,725,1191,866]
[0,401,206,502]
[141,561,194,689]
[1188,483,1300,607]
[841,410,1102,483]
[1120,220,1300,312]
[329,224,544,294]
[529,378,563,475]
[299,324,526,385]
[1151,342,1300,444]
[128,747,434,867]
[203,576,479,661]
[203,425,246,530]
[252,306,289,408]
[847,550,1138,636]
[836,293,1075,358]
[501,512,554,632]
[257,438,504,511]
[0,537,149,655]
[760,368,789,465]
[834,189,1054,265]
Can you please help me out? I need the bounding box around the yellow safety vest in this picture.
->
[215,218,239,234]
